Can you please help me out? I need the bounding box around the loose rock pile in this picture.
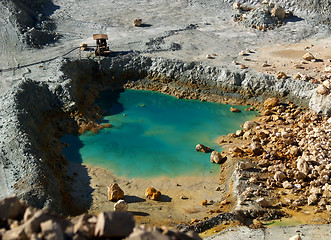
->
[226,98,331,213]
[0,196,201,240]
[233,1,292,31]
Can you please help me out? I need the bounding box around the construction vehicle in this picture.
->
[93,34,111,56]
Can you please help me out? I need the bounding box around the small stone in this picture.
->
[276,71,287,79]
[242,121,259,130]
[145,187,161,201]
[238,161,253,170]
[248,176,258,184]
[270,6,286,19]
[230,146,244,156]
[201,200,208,206]
[325,65,331,73]
[107,183,124,202]
[195,144,211,153]
[262,63,269,67]
[302,52,315,61]
[316,84,328,95]
[274,171,286,182]
[180,196,189,200]
[210,151,227,164]
[236,129,244,136]
[297,157,309,175]
[114,200,128,212]
[230,107,241,112]
[248,142,263,156]
[132,19,142,27]
[94,212,135,238]
[240,64,246,69]
[233,2,241,10]
[308,194,319,205]
[289,235,302,240]
[283,181,293,189]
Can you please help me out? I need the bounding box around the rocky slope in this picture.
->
[0,0,330,229]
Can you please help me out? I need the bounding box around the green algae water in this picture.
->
[62,89,256,179]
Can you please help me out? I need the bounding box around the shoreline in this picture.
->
[67,161,234,227]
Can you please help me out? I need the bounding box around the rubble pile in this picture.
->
[232,1,293,31]
[226,98,330,213]
[0,196,201,240]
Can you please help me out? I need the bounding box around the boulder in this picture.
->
[242,121,258,130]
[274,171,286,182]
[145,187,161,201]
[296,157,309,175]
[195,144,211,153]
[210,151,227,164]
[94,212,135,238]
[230,107,241,112]
[276,72,287,79]
[114,200,128,212]
[271,6,286,19]
[238,161,253,170]
[73,214,96,238]
[107,183,124,202]
[256,197,271,207]
[264,98,279,109]
[248,142,263,155]
[308,193,319,205]
[132,19,142,27]
[230,146,244,156]
[0,196,27,220]
[302,52,315,61]
[236,129,244,136]
[40,220,64,240]
[317,84,328,95]
[282,181,293,189]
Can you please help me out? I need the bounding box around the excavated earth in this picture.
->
[0,0,330,238]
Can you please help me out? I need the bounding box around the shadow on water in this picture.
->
[41,1,61,17]
[96,90,125,116]
[62,90,125,215]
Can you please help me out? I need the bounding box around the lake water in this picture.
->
[62,89,256,179]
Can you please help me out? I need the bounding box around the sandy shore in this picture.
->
[67,154,236,227]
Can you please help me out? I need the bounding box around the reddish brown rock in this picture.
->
[230,107,241,112]
[210,151,227,164]
[302,52,315,61]
[107,183,124,202]
[264,98,279,109]
[145,187,161,201]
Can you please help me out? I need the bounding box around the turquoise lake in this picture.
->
[62,89,256,179]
